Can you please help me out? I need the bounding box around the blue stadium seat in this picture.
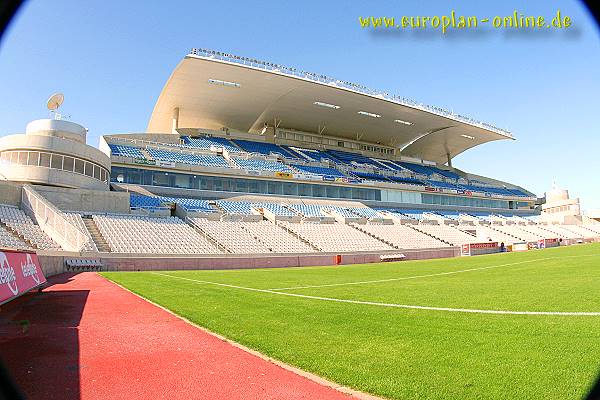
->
[325,149,381,168]
[109,144,146,159]
[257,203,297,217]
[232,139,298,159]
[233,158,292,173]
[291,164,345,177]
[217,201,255,215]
[146,148,229,168]
[159,196,217,213]
[287,204,325,217]
[181,136,241,152]
[129,194,164,209]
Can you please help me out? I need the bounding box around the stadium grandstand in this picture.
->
[0,48,599,269]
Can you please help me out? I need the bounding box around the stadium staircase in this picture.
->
[0,220,37,249]
[82,216,112,252]
[350,224,401,249]
[140,148,153,160]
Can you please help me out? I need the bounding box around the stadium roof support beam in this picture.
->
[171,107,180,134]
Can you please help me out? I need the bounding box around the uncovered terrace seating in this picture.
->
[216,201,255,215]
[348,207,381,219]
[243,221,316,253]
[352,223,448,249]
[130,194,165,210]
[190,218,272,254]
[287,204,326,217]
[537,224,582,240]
[280,221,394,252]
[0,224,30,249]
[410,224,478,246]
[0,205,62,250]
[490,225,543,242]
[463,225,520,245]
[518,224,563,240]
[257,203,298,217]
[560,225,600,239]
[92,214,220,254]
[160,197,217,213]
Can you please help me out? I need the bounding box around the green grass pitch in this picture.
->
[102,243,600,400]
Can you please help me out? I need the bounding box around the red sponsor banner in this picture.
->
[0,250,46,305]
[469,242,498,249]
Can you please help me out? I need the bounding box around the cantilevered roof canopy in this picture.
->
[148,50,514,164]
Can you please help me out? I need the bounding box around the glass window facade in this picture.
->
[111,166,516,209]
[0,150,109,184]
[111,166,381,201]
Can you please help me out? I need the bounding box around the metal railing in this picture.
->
[21,185,91,252]
[190,48,513,138]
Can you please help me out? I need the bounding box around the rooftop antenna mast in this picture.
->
[46,93,64,120]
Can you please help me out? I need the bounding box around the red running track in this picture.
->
[0,272,360,400]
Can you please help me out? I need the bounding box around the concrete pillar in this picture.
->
[171,107,180,134]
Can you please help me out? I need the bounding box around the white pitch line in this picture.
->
[151,271,600,317]
[267,254,600,291]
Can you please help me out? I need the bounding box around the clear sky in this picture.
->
[1,0,598,210]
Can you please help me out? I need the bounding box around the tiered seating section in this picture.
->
[109,144,145,159]
[93,214,219,254]
[0,205,61,250]
[190,218,315,254]
[280,221,394,252]
[108,135,531,198]
[146,148,229,168]
[3,194,598,256]
[0,225,30,249]
[352,223,448,249]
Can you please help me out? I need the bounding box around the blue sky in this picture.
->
[0,0,598,210]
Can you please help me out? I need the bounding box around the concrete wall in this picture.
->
[36,185,130,213]
[37,247,460,273]
[0,181,22,206]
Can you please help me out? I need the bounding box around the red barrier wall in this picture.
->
[0,249,47,305]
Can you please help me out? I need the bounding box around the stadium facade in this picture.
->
[0,48,599,273]
[104,48,535,213]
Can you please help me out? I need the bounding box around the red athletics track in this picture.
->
[0,272,372,400]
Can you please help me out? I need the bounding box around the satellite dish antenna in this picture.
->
[47,93,64,111]
[47,93,64,120]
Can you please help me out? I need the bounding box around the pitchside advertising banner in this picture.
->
[461,242,499,256]
[0,250,46,305]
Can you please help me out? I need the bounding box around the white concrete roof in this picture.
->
[148,51,514,164]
